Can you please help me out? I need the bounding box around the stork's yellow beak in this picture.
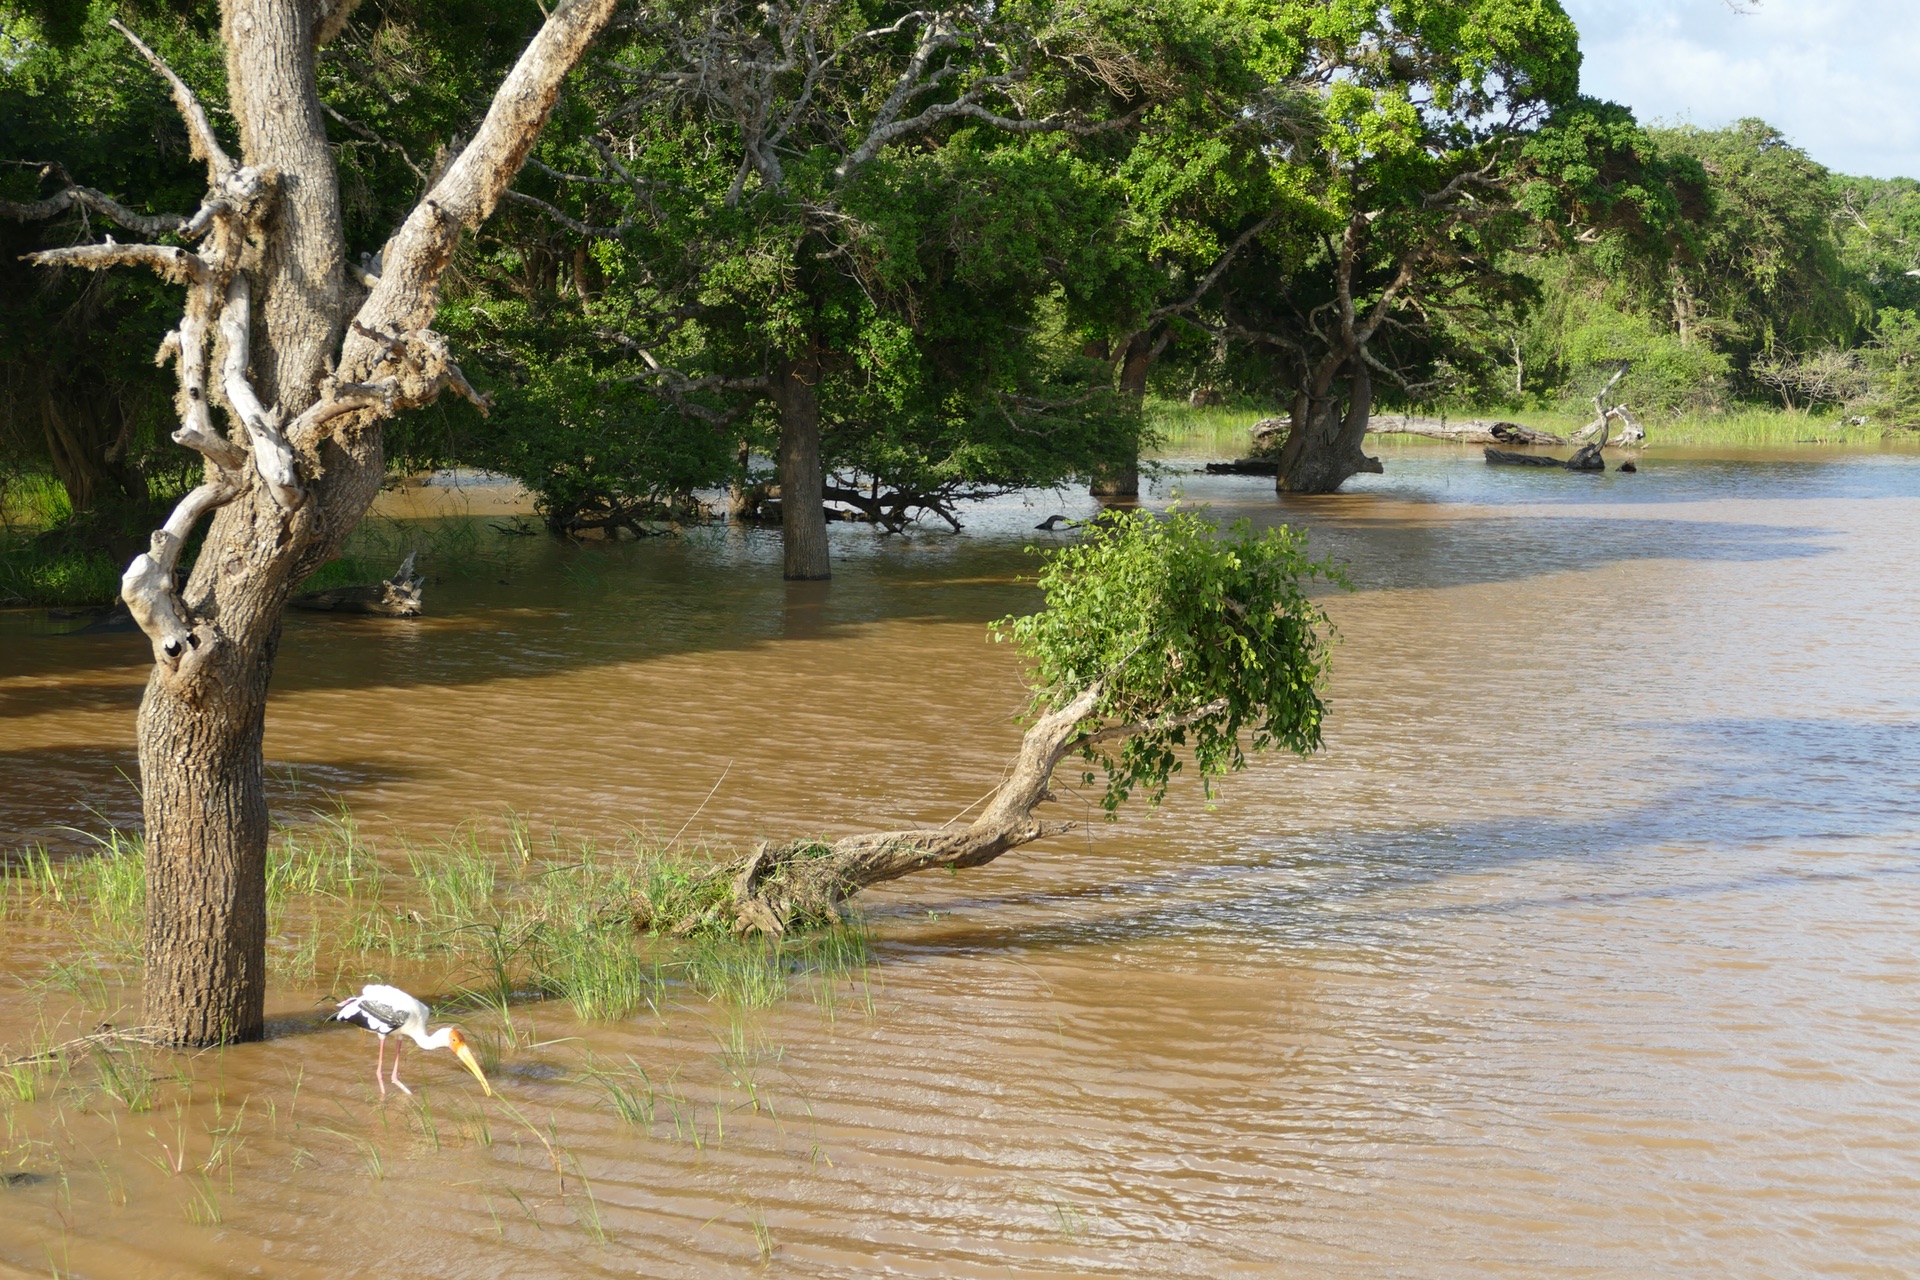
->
[453,1042,494,1097]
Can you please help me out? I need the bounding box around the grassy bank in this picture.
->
[0,473,124,607]
[1,809,867,1024]
[1145,398,1911,456]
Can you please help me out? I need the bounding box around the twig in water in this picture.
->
[0,1026,172,1069]
[666,760,732,850]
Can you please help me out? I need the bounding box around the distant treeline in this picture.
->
[4,0,1917,539]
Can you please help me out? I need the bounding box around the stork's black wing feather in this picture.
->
[333,997,409,1036]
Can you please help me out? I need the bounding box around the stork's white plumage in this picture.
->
[332,983,493,1098]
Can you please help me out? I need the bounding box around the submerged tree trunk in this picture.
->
[772,353,830,580]
[1274,357,1382,494]
[21,0,617,1045]
[137,0,348,1044]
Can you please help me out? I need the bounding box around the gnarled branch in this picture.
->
[26,240,207,284]
[121,476,242,670]
[108,19,232,180]
[0,184,185,238]
[217,273,303,509]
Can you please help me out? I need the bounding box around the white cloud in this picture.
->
[1562,0,1920,179]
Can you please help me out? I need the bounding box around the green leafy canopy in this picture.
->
[995,507,1347,812]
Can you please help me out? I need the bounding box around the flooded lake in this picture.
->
[2,441,1918,1277]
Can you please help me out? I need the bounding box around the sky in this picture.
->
[1562,0,1920,180]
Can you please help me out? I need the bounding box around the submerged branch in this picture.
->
[0,1027,177,1069]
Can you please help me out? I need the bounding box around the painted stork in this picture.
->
[331,984,494,1098]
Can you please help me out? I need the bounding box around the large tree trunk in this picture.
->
[23,0,617,1046]
[772,352,830,580]
[1090,332,1153,500]
[138,0,348,1043]
[1273,356,1382,494]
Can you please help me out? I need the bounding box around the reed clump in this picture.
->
[2,808,872,1026]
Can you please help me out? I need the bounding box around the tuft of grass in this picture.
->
[580,1055,657,1128]
[538,928,663,1021]
[90,1047,160,1114]
[5,803,880,1079]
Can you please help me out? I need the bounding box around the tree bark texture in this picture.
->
[25,0,618,1045]
[772,353,831,580]
[1090,332,1153,500]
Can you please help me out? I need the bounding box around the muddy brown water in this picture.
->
[2,441,1919,1277]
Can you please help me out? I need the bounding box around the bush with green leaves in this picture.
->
[997,507,1344,812]
[1861,309,1920,427]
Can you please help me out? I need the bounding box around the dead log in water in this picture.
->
[1370,416,1568,445]
[1484,443,1607,472]
[1204,457,1281,475]
[290,554,424,617]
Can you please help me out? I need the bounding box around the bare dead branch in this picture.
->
[26,240,207,284]
[284,381,397,449]
[0,185,185,237]
[108,19,232,180]
[121,476,242,669]
[217,273,303,509]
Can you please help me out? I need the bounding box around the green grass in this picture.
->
[1145,398,1282,459]
[0,472,164,608]
[1457,404,1898,447]
[0,533,124,608]
[5,806,875,1040]
[1146,397,1914,457]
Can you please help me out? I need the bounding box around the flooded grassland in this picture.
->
[2,442,1918,1278]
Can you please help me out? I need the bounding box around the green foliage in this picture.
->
[1653,119,1869,358]
[430,0,1159,524]
[0,0,214,520]
[1834,176,1920,314]
[998,508,1343,810]
[1863,309,1920,427]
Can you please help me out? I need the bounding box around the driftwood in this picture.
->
[1,1025,174,1068]
[1484,443,1606,472]
[1205,457,1280,475]
[1369,415,1567,445]
[290,554,423,616]
[1570,365,1647,448]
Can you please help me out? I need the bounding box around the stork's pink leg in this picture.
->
[389,1039,412,1096]
[375,1034,388,1098]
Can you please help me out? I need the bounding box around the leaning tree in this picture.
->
[8,0,616,1045]
[682,507,1343,936]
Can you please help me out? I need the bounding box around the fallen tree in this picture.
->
[290,554,424,616]
[1367,416,1567,445]
[1484,443,1606,471]
[663,508,1344,935]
